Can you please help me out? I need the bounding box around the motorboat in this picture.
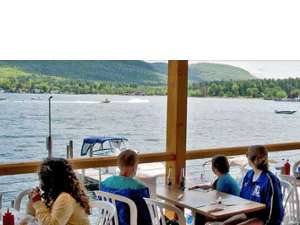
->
[31,97,41,100]
[101,98,111,103]
[81,136,128,157]
[275,110,297,114]
[0,97,6,101]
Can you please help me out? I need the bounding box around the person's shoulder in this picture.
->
[224,173,239,184]
[104,175,119,181]
[266,171,279,180]
[132,178,148,189]
[101,176,148,190]
[264,171,281,186]
[244,170,254,179]
[57,192,76,204]
[101,175,119,186]
[218,174,230,183]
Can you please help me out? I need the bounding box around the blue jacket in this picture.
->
[240,170,284,225]
[100,176,152,225]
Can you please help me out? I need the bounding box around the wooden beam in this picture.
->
[166,60,188,186]
[186,142,300,160]
[0,152,175,176]
[1,141,300,176]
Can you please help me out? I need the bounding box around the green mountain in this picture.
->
[150,62,255,82]
[189,63,255,81]
[0,60,167,85]
[0,60,254,84]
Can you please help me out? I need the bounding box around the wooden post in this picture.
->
[166,60,188,187]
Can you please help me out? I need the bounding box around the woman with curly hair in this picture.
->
[27,157,90,225]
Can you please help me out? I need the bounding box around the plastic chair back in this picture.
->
[14,189,32,211]
[91,201,116,225]
[280,175,300,225]
[94,190,137,225]
[144,197,186,225]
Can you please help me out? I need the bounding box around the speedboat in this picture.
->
[81,136,128,156]
[275,110,297,114]
[101,98,111,103]
[31,97,41,100]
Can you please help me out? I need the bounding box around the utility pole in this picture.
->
[47,96,53,158]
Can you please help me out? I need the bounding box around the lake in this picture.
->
[1,93,300,208]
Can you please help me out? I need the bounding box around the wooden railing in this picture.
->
[186,142,300,160]
[1,141,300,176]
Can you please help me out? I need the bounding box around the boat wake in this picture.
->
[113,98,150,104]
[127,98,149,103]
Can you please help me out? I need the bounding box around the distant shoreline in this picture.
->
[1,92,270,100]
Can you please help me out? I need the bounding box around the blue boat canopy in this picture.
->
[83,136,128,144]
[81,136,128,156]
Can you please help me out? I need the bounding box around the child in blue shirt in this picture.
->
[211,155,240,196]
[100,149,151,225]
[190,155,240,196]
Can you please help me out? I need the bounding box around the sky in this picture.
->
[193,61,300,79]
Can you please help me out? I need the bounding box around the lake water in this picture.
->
[1,93,300,208]
[1,94,300,162]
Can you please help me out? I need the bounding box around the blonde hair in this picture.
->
[117,149,138,168]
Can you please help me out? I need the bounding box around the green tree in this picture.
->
[246,87,259,98]
[289,88,300,98]
[275,90,287,99]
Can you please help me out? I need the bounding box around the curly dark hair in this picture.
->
[39,157,91,214]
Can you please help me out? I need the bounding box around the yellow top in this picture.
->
[33,192,90,225]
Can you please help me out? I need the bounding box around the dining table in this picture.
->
[156,185,266,225]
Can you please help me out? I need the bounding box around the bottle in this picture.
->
[185,211,193,225]
[200,173,204,182]
[280,158,285,175]
[3,209,14,225]
[284,160,291,175]
[179,168,185,190]
[167,167,172,188]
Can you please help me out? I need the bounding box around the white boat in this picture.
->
[31,97,42,100]
[101,98,111,103]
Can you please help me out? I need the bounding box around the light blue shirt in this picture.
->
[216,173,240,196]
[101,175,147,189]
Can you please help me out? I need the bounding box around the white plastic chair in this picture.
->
[144,198,186,225]
[90,201,116,225]
[14,189,32,211]
[280,176,300,225]
[94,191,138,225]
